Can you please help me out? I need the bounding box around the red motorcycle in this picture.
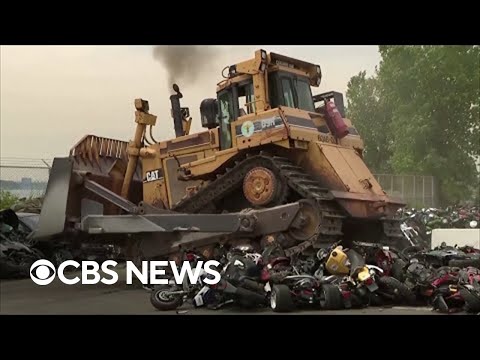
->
[431,267,464,313]
[458,267,480,313]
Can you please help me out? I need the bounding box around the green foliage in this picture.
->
[347,45,480,205]
[346,71,393,172]
[0,190,19,210]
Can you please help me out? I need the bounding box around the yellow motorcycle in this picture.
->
[317,243,379,298]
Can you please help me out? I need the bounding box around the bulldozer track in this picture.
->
[172,152,404,250]
[173,153,345,248]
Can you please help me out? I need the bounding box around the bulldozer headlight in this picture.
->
[316,65,321,74]
[470,220,478,228]
[260,62,266,72]
[260,49,267,60]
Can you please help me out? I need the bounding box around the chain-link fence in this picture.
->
[374,174,438,208]
[0,158,52,198]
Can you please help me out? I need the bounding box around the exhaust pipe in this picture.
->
[170,84,184,138]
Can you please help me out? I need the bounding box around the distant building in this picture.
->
[20,177,32,189]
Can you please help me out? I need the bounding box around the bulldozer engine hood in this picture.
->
[313,142,404,218]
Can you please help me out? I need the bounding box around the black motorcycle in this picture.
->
[207,249,269,309]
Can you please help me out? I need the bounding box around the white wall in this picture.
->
[431,229,480,249]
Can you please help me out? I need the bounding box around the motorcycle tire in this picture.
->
[377,276,416,305]
[319,284,344,310]
[448,259,480,269]
[391,259,407,282]
[150,285,184,311]
[459,288,480,313]
[270,284,294,312]
[369,293,384,307]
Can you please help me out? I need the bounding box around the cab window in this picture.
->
[217,91,234,149]
[281,78,295,108]
[295,79,315,112]
[237,82,256,116]
[270,72,316,112]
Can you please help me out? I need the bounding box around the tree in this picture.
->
[346,71,393,172]
[347,45,480,204]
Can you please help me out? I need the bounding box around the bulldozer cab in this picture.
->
[217,80,259,149]
[201,49,323,150]
[267,71,316,112]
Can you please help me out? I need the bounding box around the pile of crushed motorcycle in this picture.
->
[0,206,122,279]
[147,240,480,315]
[398,205,479,249]
[2,200,479,315]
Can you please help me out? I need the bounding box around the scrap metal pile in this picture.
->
[398,205,479,249]
[0,207,122,279]
[148,237,480,314]
[0,209,44,279]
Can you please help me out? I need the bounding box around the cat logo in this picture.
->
[144,169,162,183]
[241,121,255,138]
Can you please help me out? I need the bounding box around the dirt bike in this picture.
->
[207,252,269,309]
[403,260,439,305]
[314,242,380,307]
[365,265,416,306]
[353,241,409,282]
[430,267,465,313]
[458,267,480,313]
[263,255,330,312]
[149,251,213,311]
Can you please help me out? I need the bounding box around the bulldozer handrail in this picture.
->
[244,99,265,115]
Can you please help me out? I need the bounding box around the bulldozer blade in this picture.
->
[78,203,300,235]
[139,232,226,258]
[138,203,302,258]
[33,157,73,240]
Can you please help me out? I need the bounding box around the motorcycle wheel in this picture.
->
[319,284,344,310]
[270,284,294,313]
[377,276,416,305]
[459,288,480,313]
[150,285,184,311]
[448,259,480,269]
[369,293,384,307]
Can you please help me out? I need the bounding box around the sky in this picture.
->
[0,45,381,160]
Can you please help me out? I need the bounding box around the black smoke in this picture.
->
[153,46,223,88]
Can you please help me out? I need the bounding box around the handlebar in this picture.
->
[316,241,342,260]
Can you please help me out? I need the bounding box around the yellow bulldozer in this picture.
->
[34,49,405,259]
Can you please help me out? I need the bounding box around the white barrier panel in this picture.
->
[431,229,480,249]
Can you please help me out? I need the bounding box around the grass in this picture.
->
[0,190,20,210]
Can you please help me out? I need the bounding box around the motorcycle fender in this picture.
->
[193,286,210,307]
[357,268,371,282]
[366,265,384,274]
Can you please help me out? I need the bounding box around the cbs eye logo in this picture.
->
[30,259,56,285]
